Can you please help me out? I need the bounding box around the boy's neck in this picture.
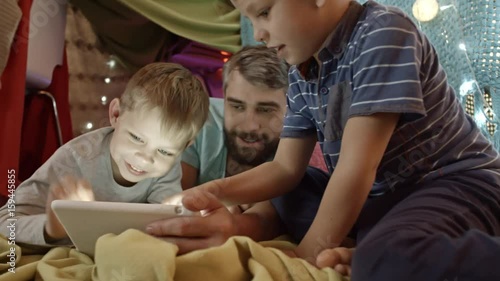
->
[314,0,353,58]
[300,0,360,76]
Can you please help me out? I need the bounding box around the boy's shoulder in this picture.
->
[61,127,114,160]
[289,1,420,79]
[361,1,418,31]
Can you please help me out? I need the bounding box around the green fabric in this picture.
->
[119,0,241,52]
[70,0,241,70]
[71,0,174,70]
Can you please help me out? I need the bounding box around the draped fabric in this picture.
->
[118,0,241,52]
[0,230,348,281]
[0,0,21,80]
[70,0,241,70]
[65,4,133,137]
[0,0,31,201]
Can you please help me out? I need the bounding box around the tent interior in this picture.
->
[0,0,499,279]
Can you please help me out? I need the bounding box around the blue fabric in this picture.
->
[181,98,228,185]
[271,166,330,243]
[352,169,500,281]
[273,165,500,280]
[240,16,260,47]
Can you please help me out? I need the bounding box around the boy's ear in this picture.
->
[109,98,121,127]
[185,140,195,148]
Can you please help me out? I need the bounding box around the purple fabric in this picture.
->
[168,41,229,98]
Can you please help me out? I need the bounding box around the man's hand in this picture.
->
[45,176,95,241]
[148,191,238,254]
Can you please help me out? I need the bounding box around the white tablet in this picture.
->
[51,200,194,257]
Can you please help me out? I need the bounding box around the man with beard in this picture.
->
[180,45,288,191]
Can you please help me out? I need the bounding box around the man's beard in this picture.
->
[224,128,279,167]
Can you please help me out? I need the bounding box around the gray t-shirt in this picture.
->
[0,127,182,245]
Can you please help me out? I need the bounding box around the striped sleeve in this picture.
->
[281,68,317,138]
[349,11,426,120]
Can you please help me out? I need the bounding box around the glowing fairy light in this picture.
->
[412,0,440,22]
[459,80,475,96]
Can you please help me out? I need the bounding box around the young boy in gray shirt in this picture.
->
[0,62,209,245]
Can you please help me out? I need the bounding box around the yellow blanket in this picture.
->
[0,230,348,281]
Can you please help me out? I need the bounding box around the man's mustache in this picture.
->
[231,131,270,142]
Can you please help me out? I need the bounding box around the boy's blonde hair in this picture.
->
[223,45,289,93]
[120,62,209,145]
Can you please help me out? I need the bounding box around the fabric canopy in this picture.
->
[71,0,241,69]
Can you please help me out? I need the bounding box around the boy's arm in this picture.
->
[0,150,75,245]
[295,113,400,260]
[0,181,49,244]
[194,134,318,205]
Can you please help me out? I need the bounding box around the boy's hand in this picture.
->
[163,180,224,209]
[316,247,354,276]
[44,176,95,241]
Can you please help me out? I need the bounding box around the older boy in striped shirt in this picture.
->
[172,1,500,279]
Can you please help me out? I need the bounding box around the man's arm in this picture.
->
[195,134,318,205]
[236,200,285,241]
[295,113,400,261]
[181,162,199,190]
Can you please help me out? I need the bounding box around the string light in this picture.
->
[484,88,497,136]
[459,80,475,96]
[465,94,475,116]
[412,0,440,22]
[475,110,487,127]
[440,5,454,11]
[106,59,116,69]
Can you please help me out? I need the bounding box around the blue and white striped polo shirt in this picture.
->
[282,1,500,195]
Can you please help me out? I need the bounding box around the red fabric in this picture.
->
[0,0,32,198]
[19,49,73,182]
[309,143,328,172]
[0,0,72,199]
